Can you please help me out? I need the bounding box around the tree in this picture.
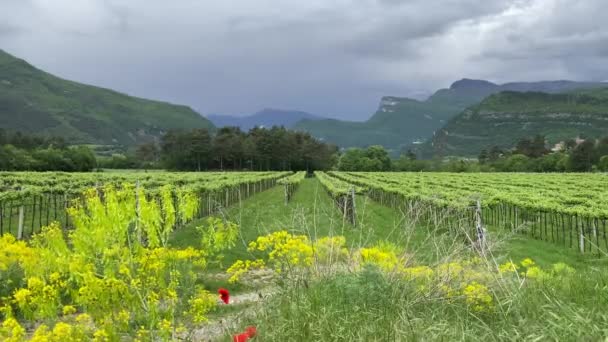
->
[135,142,160,167]
[598,155,608,172]
[568,140,595,172]
[594,137,608,162]
[189,129,212,171]
[515,135,547,158]
[502,154,530,172]
[405,149,417,161]
[338,148,365,171]
[67,146,97,171]
[478,149,489,164]
[365,145,391,171]
[488,146,503,162]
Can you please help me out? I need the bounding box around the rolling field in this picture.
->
[1,171,607,341]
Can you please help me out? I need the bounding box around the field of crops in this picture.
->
[1,171,608,340]
[0,171,289,238]
[318,171,608,255]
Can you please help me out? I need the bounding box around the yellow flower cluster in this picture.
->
[359,247,399,272]
[0,234,36,272]
[0,318,25,342]
[228,232,351,282]
[0,185,237,340]
[187,289,217,323]
[12,276,61,320]
[226,259,266,283]
[519,258,544,279]
[248,231,314,270]
[498,261,519,274]
[402,266,434,281]
[462,281,494,312]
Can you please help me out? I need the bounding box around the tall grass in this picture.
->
[226,188,608,341]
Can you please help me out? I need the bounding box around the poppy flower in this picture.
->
[218,288,230,304]
[233,326,257,342]
[245,326,257,337]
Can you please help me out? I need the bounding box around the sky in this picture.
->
[1,0,608,121]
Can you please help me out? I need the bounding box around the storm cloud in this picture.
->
[1,0,607,120]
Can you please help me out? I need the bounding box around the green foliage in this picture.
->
[0,184,245,339]
[248,261,608,341]
[0,130,97,171]
[599,155,608,171]
[338,145,391,171]
[330,172,608,218]
[160,127,337,171]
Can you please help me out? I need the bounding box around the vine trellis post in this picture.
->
[475,200,486,256]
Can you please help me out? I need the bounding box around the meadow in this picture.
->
[1,171,607,341]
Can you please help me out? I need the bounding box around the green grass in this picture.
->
[171,177,604,271]
[167,176,608,340]
[490,230,608,270]
[171,178,352,268]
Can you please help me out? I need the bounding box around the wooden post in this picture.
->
[579,222,585,254]
[350,187,357,227]
[136,180,141,244]
[0,201,3,236]
[475,200,486,256]
[17,205,24,239]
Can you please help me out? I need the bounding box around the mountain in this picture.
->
[207,109,324,130]
[295,79,608,153]
[427,88,608,157]
[0,49,214,146]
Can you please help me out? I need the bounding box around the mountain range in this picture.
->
[207,109,324,130]
[2,49,608,158]
[425,88,608,156]
[295,79,608,153]
[0,49,214,146]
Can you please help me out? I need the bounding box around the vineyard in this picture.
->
[320,171,608,255]
[0,171,289,238]
[1,171,608,340]
[4,171,607,254]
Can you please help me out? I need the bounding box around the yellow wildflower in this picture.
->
[521,258,535,268]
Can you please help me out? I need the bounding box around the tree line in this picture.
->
[130,126,338,171]
[337,135,608,173]
[0,130,97,171]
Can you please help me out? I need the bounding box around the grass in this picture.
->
[171,177,605,271]
[168,175,608,341]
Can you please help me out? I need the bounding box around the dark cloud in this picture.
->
[0,0,607,120]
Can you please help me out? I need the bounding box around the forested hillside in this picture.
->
[428,89,608,156]
[0,49,214,146]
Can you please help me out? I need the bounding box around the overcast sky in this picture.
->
[2,0,608,121]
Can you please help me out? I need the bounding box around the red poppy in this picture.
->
[233,326,257,342]
[245,326,257,337]
[233,332,249,342]
[218,288,230,304]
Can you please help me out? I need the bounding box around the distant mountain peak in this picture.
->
[207,108,326,130]
[450,79,498,90]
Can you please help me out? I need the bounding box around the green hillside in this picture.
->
[295,96,460,154]
[295,79,608,153]
[0,49,214,145]
[427,89,608,157]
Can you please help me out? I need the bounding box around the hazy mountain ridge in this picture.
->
[295,78,608,153]
[207,108,324,130]
[0,49,214,146]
